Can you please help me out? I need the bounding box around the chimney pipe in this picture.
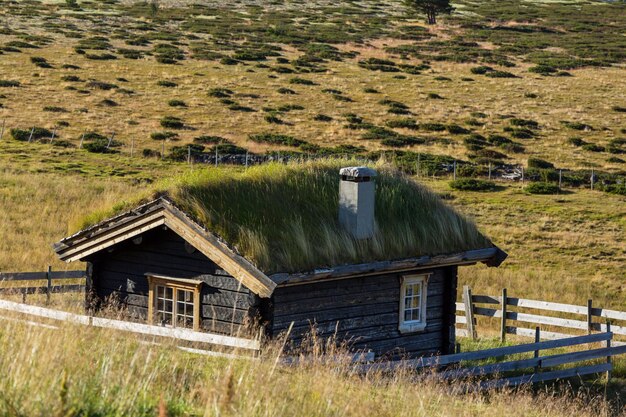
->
[338,166,377,239]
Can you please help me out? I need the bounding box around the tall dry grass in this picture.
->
[0,313,618,417]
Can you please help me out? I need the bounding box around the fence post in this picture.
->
[534,326,541,373]
[606,321,612,382]
[27,126,35,143]
[587,299,593,334]
[79,131,85,149]
[500,288,507,342]
[462,285,476,340]
[46,265,52,305]
[0,118,5,141]
[106,132,115,149]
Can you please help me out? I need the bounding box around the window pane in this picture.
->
[165,287,173,300]
[412,309,420,321]
[404,310,412,321]
[411,296,420,308]
[405,286,413,297]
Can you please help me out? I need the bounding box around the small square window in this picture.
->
[399,274,429,333]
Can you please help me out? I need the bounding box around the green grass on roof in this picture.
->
[80,160,492,274]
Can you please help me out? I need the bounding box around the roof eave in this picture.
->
[270,246,508,286]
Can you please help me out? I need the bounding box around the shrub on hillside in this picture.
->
[160,116,184,129]
[11,127,52,141]
[249,133,305,147]
[525,182,560,194]
[449,178,497,192]
[0,80,20,87]
[527,158,554,169]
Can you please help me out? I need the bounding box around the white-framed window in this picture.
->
[147,274,202,330]
[399,274,429,333]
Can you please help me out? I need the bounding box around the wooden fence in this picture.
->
[0,298,260,353]
[0,267,85,302]
[360,330,621,389]
[456,286,626,345]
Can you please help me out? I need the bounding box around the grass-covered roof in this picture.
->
[80,160,493,274]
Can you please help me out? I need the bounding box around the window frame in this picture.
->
[398,273,430,334]
[146,274,202,331]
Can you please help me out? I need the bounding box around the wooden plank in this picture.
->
[455,302,464,311]
[0,299,259,350]
[591,308,626,322]
[360,332,612,372]
[91,316,259,350]
[456,328,469,337]
[463,286,476,340]
[0,285,85,295]
[506,311,588,330]
[500,288,507,342]
[479,363,612,390]
[474,306,501,318]
[59,211,167,261]
[0,272,48,281]
[540,344,626,368]
[507,297,588,315]
[506,326,573,341]
[472,295,501,305]
[0,299,90,324]
[49,270,85,279]
[456,316,467,324]
[591,322,626,336]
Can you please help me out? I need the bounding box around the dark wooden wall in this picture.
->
[87,228,259,336]
[270,266,458,359]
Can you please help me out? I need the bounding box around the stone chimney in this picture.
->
[338,166,377,239]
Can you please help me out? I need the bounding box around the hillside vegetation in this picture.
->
[0,0,625,415]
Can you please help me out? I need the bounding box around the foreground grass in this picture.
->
[0,315,619,417]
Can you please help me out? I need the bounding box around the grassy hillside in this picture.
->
[0,0,625,415]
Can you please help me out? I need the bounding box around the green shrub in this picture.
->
[86,81,117,90]
[208,88,233,98]
[313,113,332,122]
[526,182,560,194]
[447,125,470,135]
[386,118,418,130]
[150,131,179,141]
[157,80,177,88]
[528,157,554,169]
[607,157,624,164]
[160,116,184,129]
[612,106,626,113]
[332,94,353,102]
[193,135,228,144]
[528,65,557,75]
[0,80,20,87]
[99,99,118,107]
[602,183,626,196]
[212,143,248,154]
[363,88,379,93]
[470,66,493,75]
[276,104,304,112]
[11,127,52,141]
[449,178,497,192]
[322,89,342,95]
[568,137,586,146]
[421,123,446,132]
[607,138,626,154]
[264,114,284,124]
[142,149,161,158]
[168,100,187,107]
[582,143,605,152]
[289,77,316,86]
[510,118,539,129]
[168,144,205,161]
[43,106,67,113]
[30,57,52,68]
[61,75,81,82]
[278,87,296,95]
[249,133,306,147]
[485,71,517,78]
[85,53,117,60]
[561,121,593,131]
[427,93,444,99]
[228,104,256,112]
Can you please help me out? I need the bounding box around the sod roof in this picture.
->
[76,160,496,274]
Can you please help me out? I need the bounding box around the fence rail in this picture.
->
[360,330,616,390]
[456,286,626,344]
[0,298,259,352]
[0,267,85,301]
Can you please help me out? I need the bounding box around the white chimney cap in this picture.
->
[339,166,377,179]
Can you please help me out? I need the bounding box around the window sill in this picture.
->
[398,322,427,334]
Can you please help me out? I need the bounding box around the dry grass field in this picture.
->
[0,0,625,415]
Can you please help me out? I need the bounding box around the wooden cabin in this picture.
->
[54,163,506,358]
